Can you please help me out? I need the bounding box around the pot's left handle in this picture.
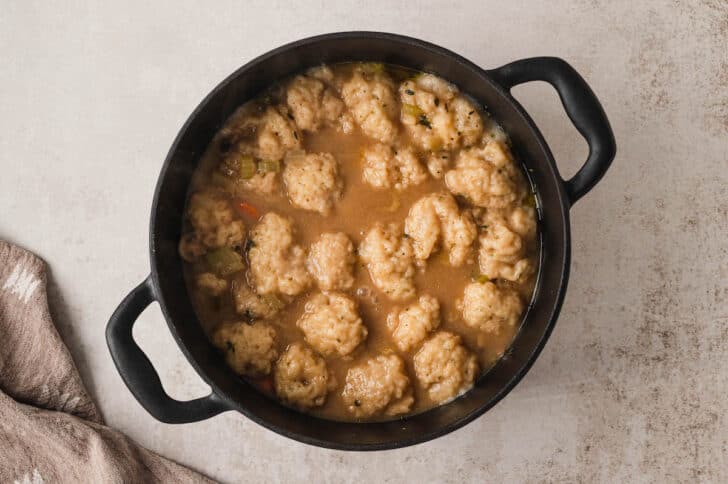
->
[106,276,230,423]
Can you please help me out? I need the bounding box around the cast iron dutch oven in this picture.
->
[106,32,615,450]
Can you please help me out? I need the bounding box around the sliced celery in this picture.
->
[206,248,244,276]
[470,273,490,284]
[257,159,280,173]
[360,62,385,74]
[238,155,256,179]
[402,103,424,117]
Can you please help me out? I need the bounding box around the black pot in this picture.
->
[106,32,615,450]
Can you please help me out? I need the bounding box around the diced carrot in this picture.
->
[237,201,260,219]
[256,376,274,394]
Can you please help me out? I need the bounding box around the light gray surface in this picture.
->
[1,1,726,482]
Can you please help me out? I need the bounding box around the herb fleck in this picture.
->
[417,114,432,129]
[405,89,415,96]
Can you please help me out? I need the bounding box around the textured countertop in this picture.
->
[1,1,726,482]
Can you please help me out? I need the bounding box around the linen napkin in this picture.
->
[0,241,213,483]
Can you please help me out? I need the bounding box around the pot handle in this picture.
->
[488,57,616,206]
[106,275,229,423]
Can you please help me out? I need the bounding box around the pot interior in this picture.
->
[150,32,569,449]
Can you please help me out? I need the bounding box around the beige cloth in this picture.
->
[0,241,213,483]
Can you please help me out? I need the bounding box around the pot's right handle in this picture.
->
[106,276,230,423]
[488,57,616,206]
